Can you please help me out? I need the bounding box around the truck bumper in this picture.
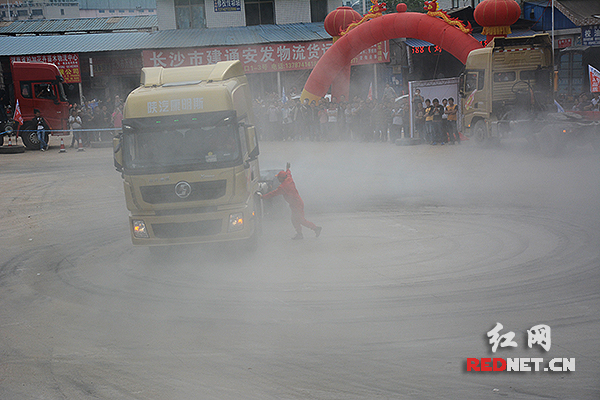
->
[129,204,257,246]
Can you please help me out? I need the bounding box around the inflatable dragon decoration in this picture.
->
[424,0,472,33]
[340,0,471,36]
[340,0,387,36]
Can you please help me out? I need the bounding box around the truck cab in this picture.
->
[10,62,70,149]
[460,34,554,144]
[114,60,262,249]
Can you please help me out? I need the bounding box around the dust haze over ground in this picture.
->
[0,135,599,399]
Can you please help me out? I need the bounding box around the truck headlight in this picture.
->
[228,212,244,232]
[132,220,149,238]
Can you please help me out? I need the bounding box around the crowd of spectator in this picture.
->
[67,95,124,147]
[252,86,411,143]
[564,92,600,111]
[411,90,460,145]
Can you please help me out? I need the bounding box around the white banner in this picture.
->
[590,65,600,93]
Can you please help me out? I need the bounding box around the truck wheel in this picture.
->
[536,125,566,157]
[473,120,489,147]
[19,122,41,150]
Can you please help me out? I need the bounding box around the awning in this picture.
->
[404,30,539,48]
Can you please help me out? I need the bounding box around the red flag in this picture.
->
[367,82,373,101]
[590,65,600,93]
[13,100,24,126]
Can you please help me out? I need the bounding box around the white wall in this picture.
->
[276,0,311,24]
[156,0,176,30]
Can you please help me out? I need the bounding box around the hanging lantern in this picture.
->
[324,6,362,42]
[474,0,521,42]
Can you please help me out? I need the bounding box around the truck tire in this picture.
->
[473,120,489,147]
[536,125,566,157]
[20,122,42,150]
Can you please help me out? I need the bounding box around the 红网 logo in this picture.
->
[465,323,575,372]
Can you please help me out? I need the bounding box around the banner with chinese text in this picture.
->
[10,54,81,83]
[214,0,240,12]
[142,40,389,74]
[582,25,600,46]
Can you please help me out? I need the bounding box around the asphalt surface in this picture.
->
[1,136,599,399]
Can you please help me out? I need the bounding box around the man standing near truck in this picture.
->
[32,109,49,151]
[261,168,322,240]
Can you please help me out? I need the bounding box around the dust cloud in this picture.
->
[261,139,600,223]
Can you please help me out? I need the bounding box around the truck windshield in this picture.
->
[122,112,241,173]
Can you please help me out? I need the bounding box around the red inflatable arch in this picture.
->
[301,12,483,102]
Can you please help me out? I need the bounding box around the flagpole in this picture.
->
[551,0,555,57]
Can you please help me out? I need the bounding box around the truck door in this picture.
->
[462,70,484,110]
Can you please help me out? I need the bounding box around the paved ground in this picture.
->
[1,137,599,399]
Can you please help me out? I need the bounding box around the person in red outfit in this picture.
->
[261,168,322,240]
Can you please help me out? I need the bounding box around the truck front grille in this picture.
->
[140,180,227,204]
[151,220,222,238]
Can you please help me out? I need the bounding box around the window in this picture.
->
[557,52,584,96]
[20,83,32,98]
[493,71,515,82]
[465,72,478,92]
[60,8,64,15]
[175,0,206,29]
[520,70,536,81]
[310,0,327,22]
[464,70,485,92]
[31,9,43,15]
[34,83,56,100]
[245,0,274,26]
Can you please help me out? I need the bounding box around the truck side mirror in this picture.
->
[245,125,259,160]
[113,136,123,172]
[458,73,465,98]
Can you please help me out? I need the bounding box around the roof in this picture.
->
[146,22,331,48]
[0,31,151,55]
[524,0,600,27]
[78,0,156,11]
[0,22,332,56]
[555,0,600,26]
[0,15,157,36]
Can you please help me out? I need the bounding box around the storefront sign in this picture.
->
[557,38,572,49]
[142,40,389,74]
[214,0,240,12]
[582,25,600,46]
[10,53,81,83]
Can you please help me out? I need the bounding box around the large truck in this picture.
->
[460,34,600,155]
[113,60,262,250]
[1,61,71,149]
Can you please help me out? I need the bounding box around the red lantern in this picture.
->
[474,0,521,41]
[324,6,362,40]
